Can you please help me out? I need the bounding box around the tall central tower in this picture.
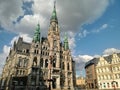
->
[48,1,60,57]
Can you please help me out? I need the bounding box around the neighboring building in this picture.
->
[85,58,98,89]
[85,53,120,90]
[96,53,120,90]
[76,76,85,89]
[0,2,76,90]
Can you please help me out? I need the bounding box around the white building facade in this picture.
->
[96,53,120,90]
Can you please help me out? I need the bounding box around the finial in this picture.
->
[54,0,56,9]
[64,32,67,40]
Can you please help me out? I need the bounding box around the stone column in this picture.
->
[64,55,68,89]
[43,59,45,68]
[70,74,74,90]
[56,52,60,68]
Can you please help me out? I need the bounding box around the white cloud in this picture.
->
[78,23,108,39]
[0,0,110,36]
[68,32,76,50]
[74,55,93,72]
[103,48,120,55]
[0,53,6,75]
[78,29,89,38]
[3,45,11,55]
[14,14,48,35]
[0,0,24,30]
[0,45,11,75]
[74,55,93,63]
[92,23,108,33]
[102,24,108,29]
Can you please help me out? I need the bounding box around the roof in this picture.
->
[85,58,99,68]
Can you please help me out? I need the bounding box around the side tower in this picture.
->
[28,24,46,90]
[62,33,76,90]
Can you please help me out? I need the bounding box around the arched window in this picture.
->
[37,50,39,54]
[18,58,22,67]
[43,52,44,55]
[24,59,28,67]
[33,57,37,66]
[53,59,56,67]
[20,70,22,75]
[45,59,48,68]
[67,63,70,70]
[62,62,64,70]
[40,58,43,67]
[34,49,36,54]
[46,52,47,56]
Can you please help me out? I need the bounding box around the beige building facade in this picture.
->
[96,53,120,90]
[85,53,120,90]
[0,2,76,90]
[76,77,85,89]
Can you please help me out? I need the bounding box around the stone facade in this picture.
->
[0,2,76,90]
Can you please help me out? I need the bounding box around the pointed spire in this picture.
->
[33,23,40,43]
[64,33,69,50]
[50,0,58,23]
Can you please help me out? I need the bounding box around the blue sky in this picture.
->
[75,1,120,56]
[0,0,120,77]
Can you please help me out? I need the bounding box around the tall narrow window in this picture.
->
[62,62,64,70]
[18,58,22,67]
[33,57,37,66]
[37,50,39,54]
[45,59,48,68]
[40,58,43,67]
[67,63,69,70]
[24,59,28,67]
[53,59,56,67]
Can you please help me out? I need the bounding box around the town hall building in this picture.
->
[0,2,76,90]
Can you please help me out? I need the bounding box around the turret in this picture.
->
[50,1,58,24]
[33,23,40,43]
[64,33,69,51]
